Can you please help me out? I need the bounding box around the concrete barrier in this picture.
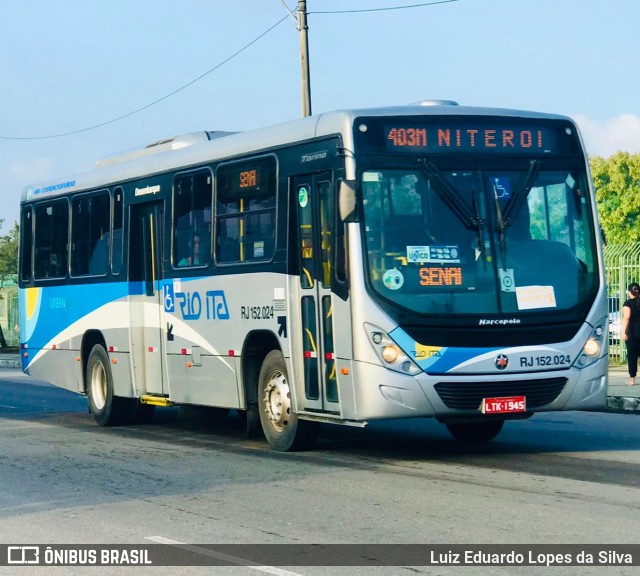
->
[606,364,640,413]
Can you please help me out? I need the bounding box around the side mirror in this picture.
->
[338,180,357,221]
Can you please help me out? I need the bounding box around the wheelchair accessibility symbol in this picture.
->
[492,176,512,201]
[164,284,175,312]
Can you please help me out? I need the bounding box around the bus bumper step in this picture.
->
[140,395,176,407]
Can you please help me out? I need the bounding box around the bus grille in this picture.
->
[433,377,568,410]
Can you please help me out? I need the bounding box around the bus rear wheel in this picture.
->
[258,350,318,451]
[86,344,134,426]
[445,419,505,442]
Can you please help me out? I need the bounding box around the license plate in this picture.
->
[480,395,526,414]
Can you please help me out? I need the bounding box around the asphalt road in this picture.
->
[1,370,639,576]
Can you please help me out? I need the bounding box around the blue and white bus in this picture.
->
[19,101,608,450]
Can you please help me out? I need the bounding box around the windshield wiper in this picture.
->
[494,159,541,268]
[419,161,483,230]
[420,161,487,264]
[470,180,486,265]
[502,159,541,225]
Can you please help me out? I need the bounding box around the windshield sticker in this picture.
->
[298,186,309,207]
[383,269,404,290]
[499,268,516,292]
[516,285,557,310]
[490,176,512,205]
[565,174,576,189]
[407,245,460,263]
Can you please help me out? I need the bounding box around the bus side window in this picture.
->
[318,180,332,287]
[20,207,33,282]
[172,170,213,268]
[34,200,69,280]
[88,235,109,275]
[243,201,275,261]
[217,217,241,262]
[71,191,110,277]
[216,156,276,264]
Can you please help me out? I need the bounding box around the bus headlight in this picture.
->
[365,323,422,375]
[583,338,600,356]
[576,319,607,368]
[381,345,399,363]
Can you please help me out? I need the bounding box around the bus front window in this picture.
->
[361,166,597,317]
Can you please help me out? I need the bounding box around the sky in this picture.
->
[1,0,639,230]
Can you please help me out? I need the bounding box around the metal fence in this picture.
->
[0,291,19,347]
[604,242,640,364]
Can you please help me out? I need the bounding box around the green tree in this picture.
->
[591,152,640,243]
[0,220,19,287]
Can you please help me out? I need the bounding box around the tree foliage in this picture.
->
[591,152,640,244]
[0,220,19,286]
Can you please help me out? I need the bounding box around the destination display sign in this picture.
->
[354,117,579,156]
[384,124,557,154]
[218,156,275,199]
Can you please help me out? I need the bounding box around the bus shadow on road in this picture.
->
[10,384,640,489]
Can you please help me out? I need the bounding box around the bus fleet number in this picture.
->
[241,305,274,320]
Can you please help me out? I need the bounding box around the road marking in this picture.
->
[145,536,303,576]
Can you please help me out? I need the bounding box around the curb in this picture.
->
[0,358,21,369]
[606,396,640,413]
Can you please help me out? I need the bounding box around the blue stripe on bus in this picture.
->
[390,327,499,373]
[21,282,132,348]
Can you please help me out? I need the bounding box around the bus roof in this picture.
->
[21,103,573,203]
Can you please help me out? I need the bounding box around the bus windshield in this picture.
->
[361,163,598,316]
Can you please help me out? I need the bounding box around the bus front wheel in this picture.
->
[445,419,505,442]
[86,344,133,426]
[258,350,318,451]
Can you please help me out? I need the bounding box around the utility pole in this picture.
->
[279,0,312,117]
[298,0,312,117]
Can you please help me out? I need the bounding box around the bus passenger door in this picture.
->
[293,174,340,414]
[129,202,165,397]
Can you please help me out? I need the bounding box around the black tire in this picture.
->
[445,419,505,442]
[86,344,134,426]
[258,350,318,451]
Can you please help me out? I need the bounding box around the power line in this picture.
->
[1,1,462,141]
[309,0,460,14]
[0,15,289,141]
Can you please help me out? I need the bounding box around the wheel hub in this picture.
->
[262,369,291,432]
[91,362,107,410]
